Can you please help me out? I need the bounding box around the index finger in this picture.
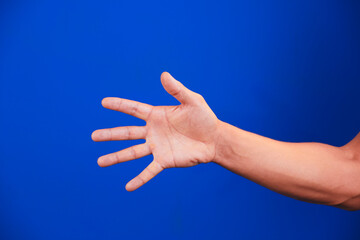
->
[102,97,153,120]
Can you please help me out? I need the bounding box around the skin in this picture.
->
[92,72,360,211]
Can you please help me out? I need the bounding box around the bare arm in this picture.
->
[214,122,360,210]
[92,72,360,210]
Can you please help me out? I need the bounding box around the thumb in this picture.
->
[160,72,196,105]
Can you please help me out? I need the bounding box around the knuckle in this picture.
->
[114,152,121,164]
[109,128,114,140]
[130,103,139,115]
[130,146,137,159]
[116,99,123,110]
[192,93,206,105]
[126,126,131,139]
[196,93,205,101]
[172,89,181,96]
[137,175,146,185]
[145,166,155,176]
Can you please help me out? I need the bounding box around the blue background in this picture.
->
[1,0,360,239]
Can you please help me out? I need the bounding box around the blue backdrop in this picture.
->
[1,0,360,239]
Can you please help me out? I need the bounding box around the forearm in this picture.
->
[214,120,360,210]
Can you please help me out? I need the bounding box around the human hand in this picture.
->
[92,72,220,191]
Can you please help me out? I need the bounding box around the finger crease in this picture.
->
[131,103,139,116]
[109,128,114,141]
[130,146,137,159]
[146,166,155,176]
[126,126,131,139]
[115,152,121,164]
[116,99,123,111]
[137,175,146,185]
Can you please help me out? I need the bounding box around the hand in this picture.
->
[92,72,220,191]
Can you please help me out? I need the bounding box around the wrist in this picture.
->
[212,120,229,165]
[212,120,251,167]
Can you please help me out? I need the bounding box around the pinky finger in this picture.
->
[125,161,164,191]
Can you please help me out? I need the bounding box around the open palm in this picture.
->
[92,72,220,191]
